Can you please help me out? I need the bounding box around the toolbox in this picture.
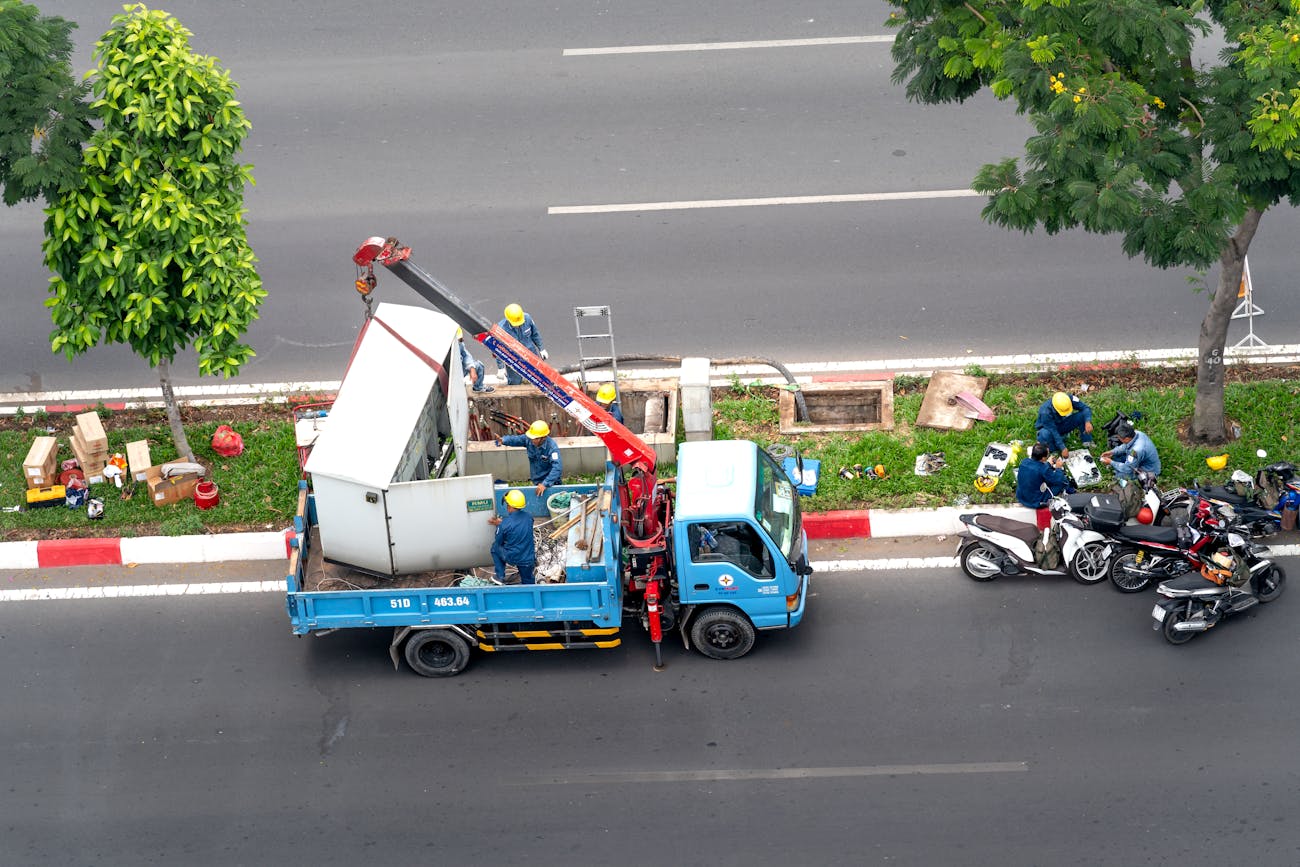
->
[1083,494,1125,532]
[26,484,67,509]
[782,456,821,497]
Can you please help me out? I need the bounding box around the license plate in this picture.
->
[1151,603,1166,622]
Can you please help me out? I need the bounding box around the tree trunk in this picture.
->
[1189,207,1263,445]
[159,356,195,461]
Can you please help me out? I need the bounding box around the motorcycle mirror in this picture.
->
[1257,449,1268,459]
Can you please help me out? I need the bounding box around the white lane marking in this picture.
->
[549,189,981,215]
[3,546,1296,601]
[564,35,892,56]
[813,556,958,572]
[535,761,1028,784]
[0,580,284,602]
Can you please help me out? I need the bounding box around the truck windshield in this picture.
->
[754,450,801,563]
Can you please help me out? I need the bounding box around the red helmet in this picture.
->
[1136,506,1154,525]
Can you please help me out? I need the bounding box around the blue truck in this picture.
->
[287,439,809,677]
[281,237,812,677]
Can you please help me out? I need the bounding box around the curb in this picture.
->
[0,531,292,571]
[0,506,1036,570]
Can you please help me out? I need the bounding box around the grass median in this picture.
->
[1,366,1296,539]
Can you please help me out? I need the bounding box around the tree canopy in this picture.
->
[0,0,93,205]
[42,4,265,457]
[887,0,1300,441]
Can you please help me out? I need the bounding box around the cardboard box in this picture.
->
[126,440,152,481]
[75,411,108,449]
[145,465,203,507]
[23,436,59,488]
[72,427,108,460]
[69,436,107,483]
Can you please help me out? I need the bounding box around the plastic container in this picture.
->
[546,491,572,520]
[194,480,220,510]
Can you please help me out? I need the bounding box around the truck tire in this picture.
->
[690,608,756,660]
[404,629,471,677]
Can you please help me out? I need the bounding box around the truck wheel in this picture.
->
[690,608,756,660]
[404,629,471,677]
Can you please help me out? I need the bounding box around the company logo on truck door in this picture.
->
[717,574,736,590]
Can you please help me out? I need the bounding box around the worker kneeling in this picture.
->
[489,489,537,585]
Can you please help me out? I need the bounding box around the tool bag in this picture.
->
[1112,479,1144,521]
[1254,463,1293,510]
[1034,526,1063,570]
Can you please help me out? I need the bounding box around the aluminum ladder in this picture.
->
[573,305,618,389]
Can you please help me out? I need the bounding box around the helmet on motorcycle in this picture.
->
[974,475,999,493]
[1051,392,1073,416]
[1114,420,1135,440]
[1137,506,1155,524]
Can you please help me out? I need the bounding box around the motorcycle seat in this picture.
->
[1117,524,1180,544]
[964,514,1040,547]
[1162,573,1224,593]
[1202,485,1251,506]
[1064,493,1096,512]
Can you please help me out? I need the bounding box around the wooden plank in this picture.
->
[916,371,989,431]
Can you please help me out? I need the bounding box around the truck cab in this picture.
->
[671,440,811,659]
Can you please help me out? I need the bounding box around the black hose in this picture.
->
[556,354,810,422]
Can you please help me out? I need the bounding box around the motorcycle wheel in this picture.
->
[1109,551,1153,594]
[959,542,1003,582]
[1068,541,1110,585]
[1162,605,1200,645]
[1257,564,1286,603]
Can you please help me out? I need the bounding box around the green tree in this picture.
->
[887,0,1300,444]
[43,3,264,460]
[0,0,93,205]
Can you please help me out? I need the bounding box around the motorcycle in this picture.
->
[1151,539,1286,645]
[1099,494,1241,593]
[1191,456,1299,538]
[958,497,1113,584]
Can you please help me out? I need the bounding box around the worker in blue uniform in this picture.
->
[595,383,624,424]
[495,303,546,386]
[1035,391,1094,458]
[457,328,492,393]
[1101,420,1161,480]
[496,420,562,497]
[489,489,536,585]
[1016,443,1073,509]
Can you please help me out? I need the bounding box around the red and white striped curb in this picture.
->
[0,531,292,570]
[0,506,1042,571]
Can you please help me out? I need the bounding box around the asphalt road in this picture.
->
[2,555,1298,865]
[4,2,1295,393]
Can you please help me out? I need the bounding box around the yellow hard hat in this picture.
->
[873,464,886,478]
[975,475,999,493]
[526,420,550,438]
[456,327,464,340]
[504,303,525,326]
[1206,453,1229,471]
[596,383,617,404]
[1051,392,1073,416]
[504,489,526,509]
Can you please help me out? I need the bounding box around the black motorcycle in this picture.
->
[1151,539,1285,645]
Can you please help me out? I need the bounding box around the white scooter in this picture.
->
[958,496,1113,584]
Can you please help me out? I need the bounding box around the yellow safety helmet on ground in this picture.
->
[526,420,550,439]
[874,464,886,478]
[596,383,617,405]
[504,489,527,509]
[1051,392,1073,416]
[1206,453,1229,471]
[504,303,526,326]
[975,475,999,493]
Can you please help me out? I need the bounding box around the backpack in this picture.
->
[1034,526,1063,570]
[1254,463,1294,511]
[1113,479,1144,521]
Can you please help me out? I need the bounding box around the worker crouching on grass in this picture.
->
[496,420,562,497]
[1036,391,1094,458]
[489,490,536,585]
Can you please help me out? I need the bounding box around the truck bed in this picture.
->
[285,482,623,635]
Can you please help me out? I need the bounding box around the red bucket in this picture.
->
[194,480,220,510]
